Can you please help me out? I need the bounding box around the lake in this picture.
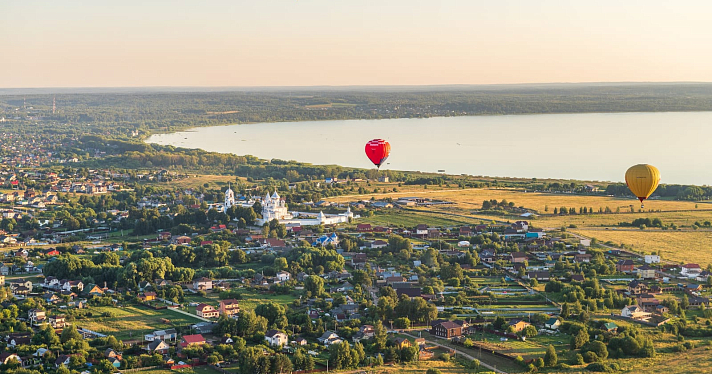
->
[147,111,712,185]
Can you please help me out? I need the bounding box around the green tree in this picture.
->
[61,324,82,343]
[270,353,293,374]
[571,328,589,349]
[304,275,324,296]
[544,344,557,367]
[373,320,388,351]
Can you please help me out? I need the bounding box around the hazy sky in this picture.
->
[2,1,712,88]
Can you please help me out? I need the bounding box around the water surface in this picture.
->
[147,112,712,185]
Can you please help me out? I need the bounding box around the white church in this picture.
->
[255,190,357,226]
[218,185,357,226]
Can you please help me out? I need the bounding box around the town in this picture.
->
[1,159,711,374]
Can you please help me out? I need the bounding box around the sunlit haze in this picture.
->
[2,0,712,88]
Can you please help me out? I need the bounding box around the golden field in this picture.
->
[572,228,712,266]
[329,187,712,265]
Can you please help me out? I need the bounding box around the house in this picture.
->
[173,236,192,245]
[681,264,702,277]
[195,304,219,319]
[146,339,170,354]
[276,271,291,282]
[393,337,411,349]
[28,308,47,325]
[105,349,122,360]
[219,299,240,317]
[616,260,635,273]
[264,330,289,347]
[193,277,213,291]
[62,280,84,292]
[295,337,308,346]
[317,331,342,346]
[55,355,71,367]
[415,224,428,237]
[574,253,592,263]
[645,255,661,264]
[510,252,528,263]
[370,240,388,249]
[602,322,618,333]
[621,305,651,320]
[431,321,463,339]
[145,329,177,342]
[352,325,375,342]
[49,315,67,329]
[0,353,22,365]
[508,319,531,332]
[138,291,157,302]
[108,357,122,368]
[544,318,561,330]
[636,265,656,280]
[571,274,585,282]
[180,334,206,348]
[688,296,710,308]
[356,224,372,232]
[45,248,60,256]
[526,271,550,281]
[655,305,670,315]
[627,280,648,295]
[9,278,33,292]
[86,284,105,296]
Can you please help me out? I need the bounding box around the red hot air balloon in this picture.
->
[365,139,391,169]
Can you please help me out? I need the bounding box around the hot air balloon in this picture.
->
[365,139,391,169]
[625,164,660,208]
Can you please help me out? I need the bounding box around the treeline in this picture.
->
[605,183,712,201]
[6,84,712,140]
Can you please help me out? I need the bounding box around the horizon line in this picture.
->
[2,81,712,93]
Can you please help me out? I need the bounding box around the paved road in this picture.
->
[402,332,508,374]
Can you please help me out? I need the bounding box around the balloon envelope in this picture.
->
[625,164,661,203]
[365,139,391,168]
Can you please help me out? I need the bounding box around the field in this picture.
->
[329,186,712,264]
[182,288,296,312]
[76,305,204,340]
[329,187,703,213]
[572,228,712,265]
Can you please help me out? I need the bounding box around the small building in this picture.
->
[195,304,219,319]
[621,305,651,320]
[393,337,411,349]
[508,319,531,332]
[602,322,618,333]
[193,277,213,291]
[431,321,463,339]
[636,265,656,279]
[616,260,635,273]
[644,255,661,264]
[264,330,289,347]
[179,334,206,348]
[219,299,240,317]
[544,318,561,330]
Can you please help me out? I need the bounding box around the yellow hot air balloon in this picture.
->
[625,164,660,208]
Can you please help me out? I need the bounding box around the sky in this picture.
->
[2,0,712,88]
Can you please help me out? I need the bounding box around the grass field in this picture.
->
[77,305,204,340]
[573,228,712,265]
[329,187,703,213]
[182,288,296,312]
